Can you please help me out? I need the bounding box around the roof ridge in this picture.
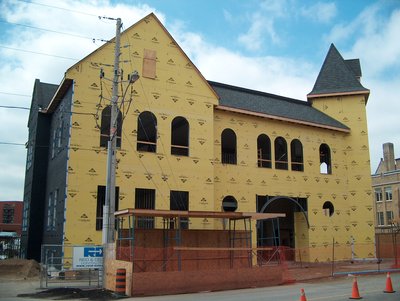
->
[208,80,310,107]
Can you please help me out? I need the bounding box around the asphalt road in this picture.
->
[134,273,400,301]
[0,273,399,301]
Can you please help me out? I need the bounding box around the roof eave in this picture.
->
[307,89,370,104]
[215,105,350,133]
[43,78,73,114]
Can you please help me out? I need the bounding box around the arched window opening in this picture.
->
[221,128,237,164]
[274,137,288,170]
[291,139,304,171]
[320,144,331,174]
[171,117,189,156]
[137,111,157,152]
[100,105,122,148]
[323,201,334,217]
[257,134,271,168]
[222,196,238,212]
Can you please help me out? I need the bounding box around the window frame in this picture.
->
[170,190,189,229]
[135,188,156,229]
[384,187,392,202]
[95,185,120,231]
[274,137,288,170]
[171,116,189,156]
[257,134,272,168]
[100,105,122,148]
[2,205,14,224]
[290,139,304,172]
[221,128,237,165]
[319,143,332,174]
[375,188,383,202]
[377,211,384,226]
[137,111,157,153]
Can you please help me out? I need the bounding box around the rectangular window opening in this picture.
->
[170,190,189,229]
[135,188,155,229]
[96,185,120,231]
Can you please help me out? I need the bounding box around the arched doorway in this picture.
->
[256,195,308,249]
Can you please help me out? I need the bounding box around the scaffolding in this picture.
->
[115,209,284,271]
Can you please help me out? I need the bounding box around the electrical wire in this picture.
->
[0,19,96,40]
[0,142,25,146]
[0,45,79,60]
[0,92,30,97]
[14,0,100,17]
[0,105,30,110]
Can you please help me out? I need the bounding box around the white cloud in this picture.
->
[327,5,400,171]
[1,0,398,201]
[348,9,400,76]
[0,0,163,200]
[237,0,291,51]
[174,27,316,99]
[300,2,337,23]
[238,13,278,51]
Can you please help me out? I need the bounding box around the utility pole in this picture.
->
[103,17,122,244]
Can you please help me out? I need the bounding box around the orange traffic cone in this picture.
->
[299,288,307,301]
[384,272,395,293]
[349,276,362,299]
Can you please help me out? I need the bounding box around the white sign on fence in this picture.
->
[72,246,103,269]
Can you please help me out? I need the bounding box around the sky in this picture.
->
[0,0,399,201]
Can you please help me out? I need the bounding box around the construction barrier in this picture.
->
[115,268,126,295]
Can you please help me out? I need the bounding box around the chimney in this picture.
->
[383,143,395,171]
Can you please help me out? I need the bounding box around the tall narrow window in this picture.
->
[57,120,63,149]
[26,142,33,170]
[275,137,288,170]
[319,144,331,174]
[96,185,120,231]
[377,212,384,226]
[257,134,271,168]
[22,200,29,231]
[2,205,14,224]
[291,139,304,171]
[135,188,155,229]
[221,128,237,164]
[46,190,57,231]
[100,106,122,148]
[384,187,392,201]
[375,188,383,202]
[137,111,157,152]
[51,129,57,158]
[170,190,189,229]
[171,117,189,156]
[386,211,394,224]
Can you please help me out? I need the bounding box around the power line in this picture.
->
[0,142,25,146]
[15,0,100,17]
[0,45,78,60]
[0,92,30,97]
[0,19,95,40]
[0,105,30,110]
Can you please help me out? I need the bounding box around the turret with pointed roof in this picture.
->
[308,44,369,102]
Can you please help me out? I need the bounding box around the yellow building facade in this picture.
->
[28,13,375,263]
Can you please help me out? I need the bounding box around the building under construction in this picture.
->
[22,13,375,294]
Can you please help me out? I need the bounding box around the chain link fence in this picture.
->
[40,244,103,288]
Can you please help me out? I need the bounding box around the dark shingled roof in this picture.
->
[345,59,362,78]
[308,44,369,97]
[28,79,58,126]
[209,81,349,131]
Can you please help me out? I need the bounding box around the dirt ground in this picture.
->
[0,258,40,280]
